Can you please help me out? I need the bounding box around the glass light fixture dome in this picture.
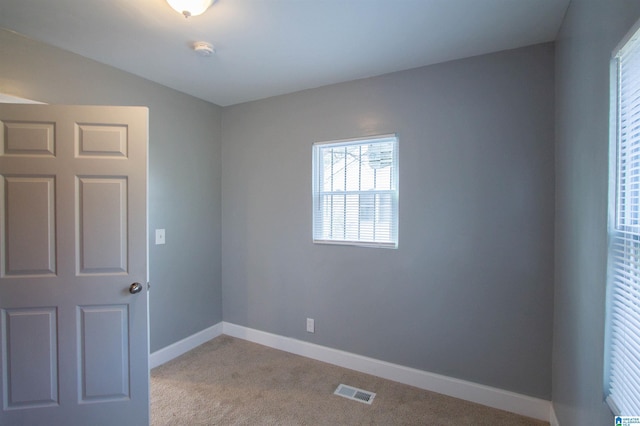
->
[166,0,214,18]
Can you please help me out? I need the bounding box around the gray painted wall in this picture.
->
[553,1,640,425]
[222,43,555,399]
[0,29,223,352]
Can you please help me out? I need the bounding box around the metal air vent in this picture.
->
[334,384,376,405]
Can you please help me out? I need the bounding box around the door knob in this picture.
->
[129,282,143,294]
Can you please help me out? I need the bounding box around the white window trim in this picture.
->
[312,134,399,249]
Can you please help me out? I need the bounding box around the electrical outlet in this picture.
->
[306,318,315,333]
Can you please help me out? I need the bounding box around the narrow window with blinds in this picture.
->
[607,21,640,416]
[312,135,398,248]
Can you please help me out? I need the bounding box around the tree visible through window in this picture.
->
[312,135,398,248]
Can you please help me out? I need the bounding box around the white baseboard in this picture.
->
[550,404,560,426]
[149,321,552,422]
[149,322,223,369]
[222,322,552,423]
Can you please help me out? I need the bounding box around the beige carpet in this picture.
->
[151,336,548,426]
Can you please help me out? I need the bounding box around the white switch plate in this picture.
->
[155,229,165,245]
[306,318,315,333]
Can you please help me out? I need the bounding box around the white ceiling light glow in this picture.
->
[166,0,214,18]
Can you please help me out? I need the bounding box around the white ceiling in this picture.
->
[0,0,569,106]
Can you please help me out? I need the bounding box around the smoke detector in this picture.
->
[193,41,215,57]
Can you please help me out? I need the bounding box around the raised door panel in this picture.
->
[1,176,56,277]
[1,121,55,156]
[77,305,129,402]
[1,308,58,410]
[76,124,127,158]
[76,177,127,275]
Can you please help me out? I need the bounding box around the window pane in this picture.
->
[345,146,362,192]
[313,135,398,248]
[607,25,640,416]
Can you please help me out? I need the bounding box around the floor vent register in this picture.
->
[334,384,376,405]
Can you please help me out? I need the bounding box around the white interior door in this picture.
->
[0,104,149,426]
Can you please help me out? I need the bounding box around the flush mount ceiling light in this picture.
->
[166,0,214,18]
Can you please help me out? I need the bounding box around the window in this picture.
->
[312,135,398,248]
[607,22,640,416]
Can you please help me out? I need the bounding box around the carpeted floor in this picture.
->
[151,336,548,425]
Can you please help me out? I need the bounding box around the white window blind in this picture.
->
[312,135,398,248]
[607,24,640,416]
